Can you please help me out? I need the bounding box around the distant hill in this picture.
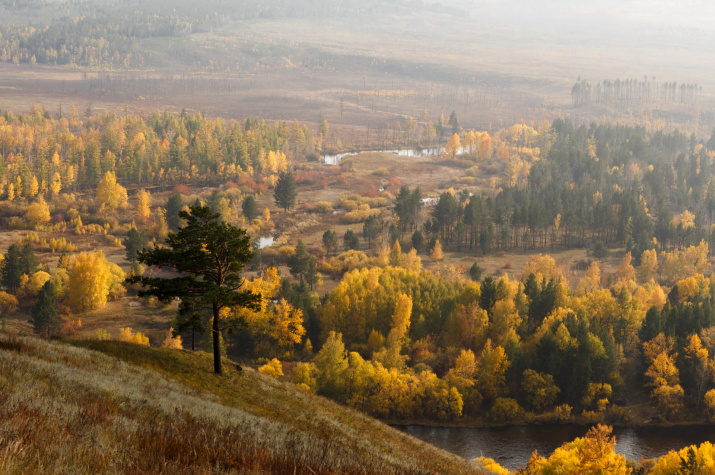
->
[0,333,484,474]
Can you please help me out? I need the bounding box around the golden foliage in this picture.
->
[430,240,444,262]
[675,273,710,304]
[526,425,630,474]
[649,441,715,474]
[659,241,710,284]
[645,351,680,388]
[636,249,658,283]
[49,171,61,197]
[445,133,461,158]
[320,250,371,276]
[474,457,509,475]
[26,197,51,225]
[135,189,151,221]
[523,253,563,283]
[96,171,128,210]
[389,240,402,267]
[477,340,510,401]
[18,271,51,299]
[161,327,183,350]
[270,299,306,351]
[685,334,708,361]
[92,329,111,340]
[258,358,284,378]
[615,252,635,282]
[402,248,422,272]
[68,251,113,311]
[453,349,478,379]
[119,327,150,346]
[26,174,39,198]
[0,291,18,314]
[292,362,317,392]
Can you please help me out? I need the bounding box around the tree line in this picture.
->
[384,120,715,260]
[0,107,322,196]
[571,77,702,107]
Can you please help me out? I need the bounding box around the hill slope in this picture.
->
[0,334,484,474]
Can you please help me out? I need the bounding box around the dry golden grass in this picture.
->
[0,333,486,474]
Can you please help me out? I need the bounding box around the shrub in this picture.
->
[292,362,317,392]
[606,406,634,425]
[93,329,111,340]
[310,201,334,213]
[161,327,183,349]
[581,410,605,424]
[340,208,381,224]
[278,246,296,258]
[173,184,191,195]
[259,358,283,378]
[319,250,370,276]
[488,397,522,423]
[119,327,150,346]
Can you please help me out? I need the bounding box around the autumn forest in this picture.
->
[3,0,715,473]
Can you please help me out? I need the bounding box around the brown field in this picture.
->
[2,9,714,141]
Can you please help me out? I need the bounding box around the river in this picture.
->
[323,146,464,165]
[395,424,715,470]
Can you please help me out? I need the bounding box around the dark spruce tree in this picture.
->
[241,195,260,221]
[411,230,425,252]
[274,172,297,211]
[30,280,61,337]
[127,205,260,375]
[343,229,360,251]
[165,193,184,231]
[305,259,319,290]
[322,229,338,256]
[20,242,38,275]
[2,244,23,291]
[362,214,383,249]
[469,261,482,282]
[288,240,312,285]
[123,227,149,262]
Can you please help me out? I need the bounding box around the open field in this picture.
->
[1,5,714,144]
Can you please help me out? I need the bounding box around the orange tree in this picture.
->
[127,205,260,374]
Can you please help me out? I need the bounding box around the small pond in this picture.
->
[258,236,275,249]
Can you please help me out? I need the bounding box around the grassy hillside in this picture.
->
[0,333,484,474]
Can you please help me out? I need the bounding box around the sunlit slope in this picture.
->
[0,334,483,474]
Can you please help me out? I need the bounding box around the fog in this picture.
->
[0,0,712,130]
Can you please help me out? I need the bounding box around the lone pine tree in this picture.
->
[128,205,260,375]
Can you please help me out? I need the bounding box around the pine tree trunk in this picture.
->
[213,303,222,375]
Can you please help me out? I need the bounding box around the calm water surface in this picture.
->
[396,424,715,470]
[258,236,275,249]
[323,147,456,165]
